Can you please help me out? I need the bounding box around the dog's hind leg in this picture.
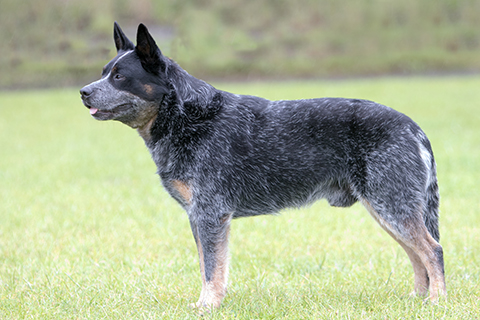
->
[396,241,430,297]
[361,204,429,296]
[361,199,446,302]
[409,230,445,302]
[189,211,231,311]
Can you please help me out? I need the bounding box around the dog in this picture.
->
[80,22,446,310]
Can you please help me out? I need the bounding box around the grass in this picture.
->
[0,77,479,318]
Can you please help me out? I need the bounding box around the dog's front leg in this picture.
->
[189,212,232,311]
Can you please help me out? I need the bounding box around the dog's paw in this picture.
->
[189,301,213,315]
[424,292,447,305]
[408,289,428,299]
[189,295,224,315]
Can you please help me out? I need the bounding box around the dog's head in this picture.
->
[80,22,170,128]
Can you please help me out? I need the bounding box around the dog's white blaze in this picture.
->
[92,50,134,87]
[115,50,133,66]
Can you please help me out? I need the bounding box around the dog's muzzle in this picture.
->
[80,85,98,114]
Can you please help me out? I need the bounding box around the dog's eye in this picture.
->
[113,73,125,81]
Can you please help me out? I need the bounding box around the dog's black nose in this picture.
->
[80,86,93,98]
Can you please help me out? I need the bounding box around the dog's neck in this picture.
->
[167,62,217,106]
[137,113,158,143]
[137,62,222,148]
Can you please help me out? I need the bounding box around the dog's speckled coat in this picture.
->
[80,23,446,310]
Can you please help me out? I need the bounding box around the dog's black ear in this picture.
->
[114,21,134,52]
[135,23,165,74]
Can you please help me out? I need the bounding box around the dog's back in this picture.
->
[184,95,436,224]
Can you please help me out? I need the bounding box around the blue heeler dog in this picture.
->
[80,22,446,310]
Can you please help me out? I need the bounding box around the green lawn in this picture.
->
[0,77,479,319]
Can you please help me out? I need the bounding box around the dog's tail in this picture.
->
[419,135,441,242]
[425,168,440,242]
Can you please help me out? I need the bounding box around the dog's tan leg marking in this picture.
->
[195,236,207,304]
[399,243,430,296]
[191,216,231,312]
[411,232,446,302]
[171,180,192,205]
[144,84,154,96]
[361,199,446,302]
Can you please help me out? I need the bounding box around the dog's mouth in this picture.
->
[88,107,113,116]
[87,106,116,120]
[84,104,131,120]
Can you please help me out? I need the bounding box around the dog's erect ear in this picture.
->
[135,23,165,74]
[114,22,135,52]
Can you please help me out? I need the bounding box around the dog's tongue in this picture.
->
[89,107,98,115]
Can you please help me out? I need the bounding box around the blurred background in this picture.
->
[1,0,480,89]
